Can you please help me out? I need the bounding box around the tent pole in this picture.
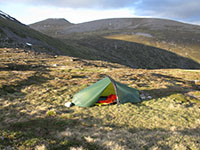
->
[107,76,120,105]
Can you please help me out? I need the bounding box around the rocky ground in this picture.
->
[0,48,200,150]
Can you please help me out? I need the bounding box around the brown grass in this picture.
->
[0,48,200,149]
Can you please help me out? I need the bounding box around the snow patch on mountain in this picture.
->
[135,32,153,38]
[0,10,15,21]
[26,42,32,46]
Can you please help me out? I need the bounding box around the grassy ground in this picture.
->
[0,48,200,150]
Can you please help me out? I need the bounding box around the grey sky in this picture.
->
[0,0,135,8]
[134,0,200,22]
[0,0,199,24]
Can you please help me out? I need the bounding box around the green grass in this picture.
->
[0,48,200,149]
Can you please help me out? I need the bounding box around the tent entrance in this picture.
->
[100,82,115,97]
[96,82,118,105]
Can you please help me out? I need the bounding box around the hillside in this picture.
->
[30,18,200,68]
[0,47,200,149]
[0,11,75,55]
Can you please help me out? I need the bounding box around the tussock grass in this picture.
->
[0,48,200,149]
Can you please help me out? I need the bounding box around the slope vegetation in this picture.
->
[30,18,200,69]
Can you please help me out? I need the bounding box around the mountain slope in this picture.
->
[72,36,200,69]
[30,18,200,69]
[0,11,76,55]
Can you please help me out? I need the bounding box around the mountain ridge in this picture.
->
[29,17,200,68]
[30,17,200,36]
[1,10,199,69]
[0,10,23,25]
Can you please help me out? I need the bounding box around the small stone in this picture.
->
[140,96,146,99]
[140,94,146,100]
[5,146,12,150]
[35,144,46,150]
[147,96,152,99]
[1,136,4,140]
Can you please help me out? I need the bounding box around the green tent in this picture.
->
[72,76,141,107]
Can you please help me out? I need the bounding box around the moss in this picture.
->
[46,110,56,116]
[23,138,41,147]
[169,93,188,103]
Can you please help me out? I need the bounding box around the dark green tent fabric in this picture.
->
[72,76,141,107]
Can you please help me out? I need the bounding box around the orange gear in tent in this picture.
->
[98,94,117,104]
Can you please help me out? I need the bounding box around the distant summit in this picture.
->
[31,18,72,26]
[29,18,73,35]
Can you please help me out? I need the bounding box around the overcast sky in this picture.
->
[0,0,199,25]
